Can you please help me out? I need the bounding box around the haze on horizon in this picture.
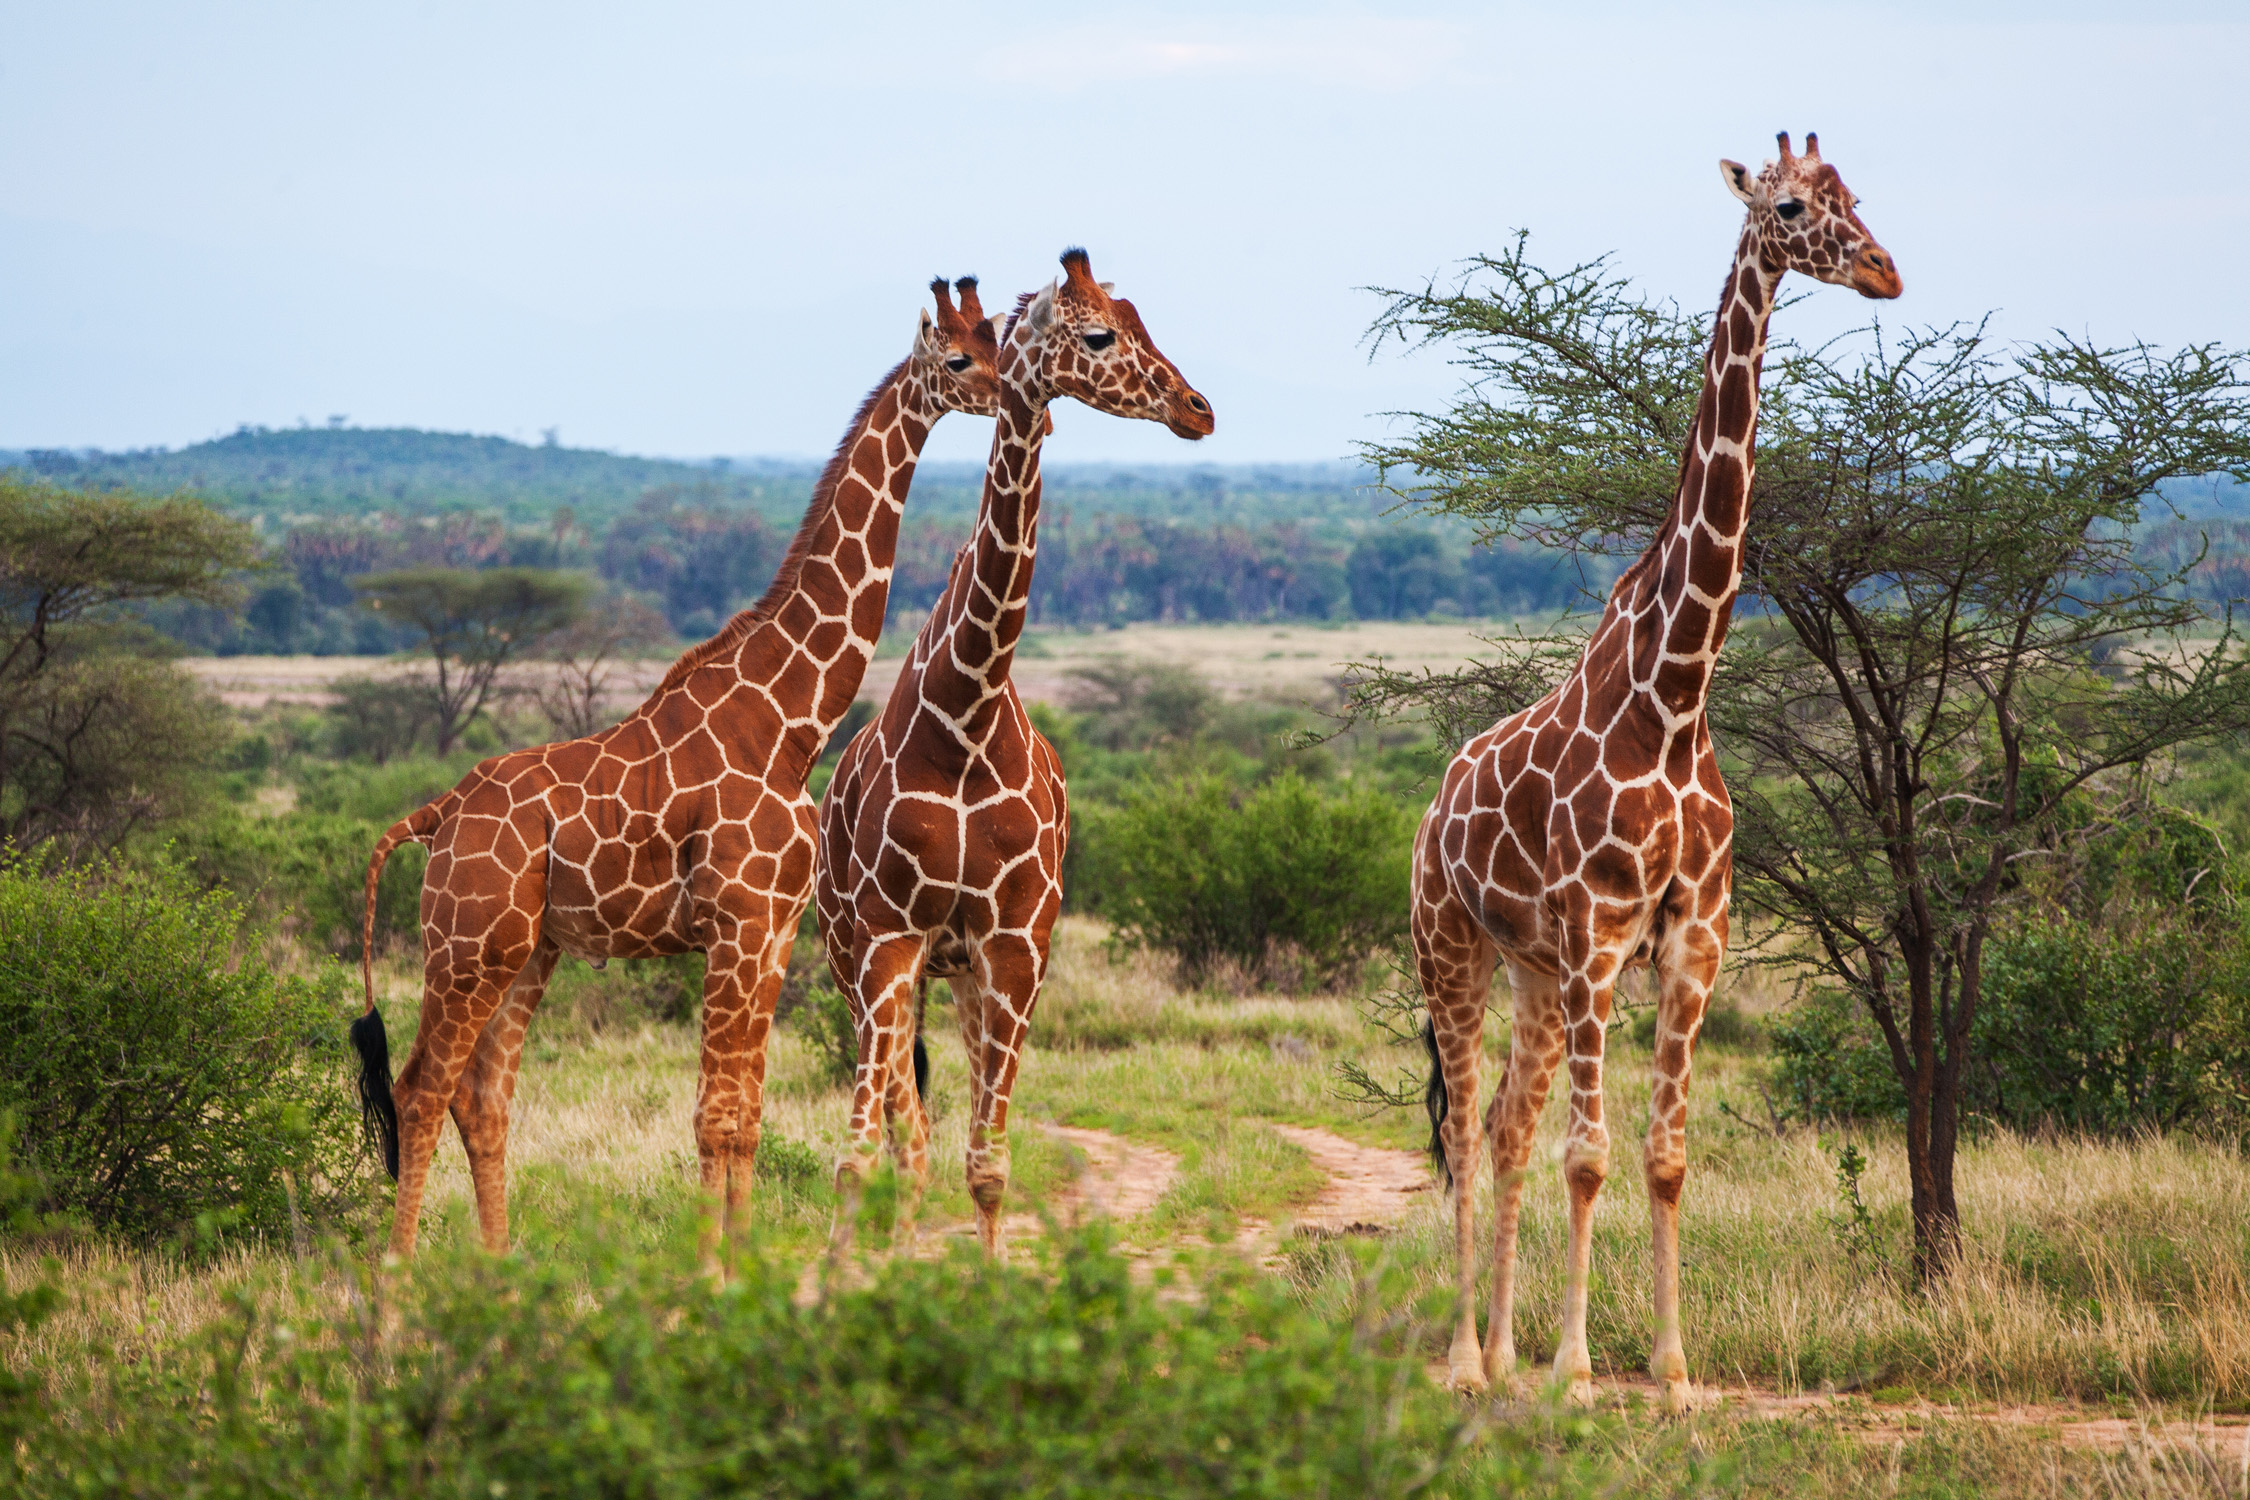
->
[5,1,2245,468]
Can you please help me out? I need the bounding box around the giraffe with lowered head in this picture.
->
[350,279,1003,1265]
[815,249,1212,1257]
[1413,134,1900,1405]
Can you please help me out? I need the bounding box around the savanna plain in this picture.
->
[9,635,2250,1499]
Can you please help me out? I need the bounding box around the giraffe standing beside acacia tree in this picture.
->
[349,279,1003,1266]
[816,249,1212,1258]
[1411,134,1900,1405]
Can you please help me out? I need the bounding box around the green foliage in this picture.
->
[1770,913,2250,1138]
[0,854,367,1244]
[168,801,428,958]
[354,565,590,752]
[781,968,861,1086]
[8,1225,1474,1498]
[1081,771,1412,988]
[0,477,256,846]
[1824,1143,1879,1259]
[541,952,704,1037]
[323,674,436,762]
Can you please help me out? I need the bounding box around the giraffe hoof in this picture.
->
[1446,1356,1489,1394]
[1560,1375,1597,1409]
[1658,1378,1699,1414]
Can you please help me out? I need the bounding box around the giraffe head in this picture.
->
[1005,249,1214,439]
[1721,132,1901,300]
[914,275,1004,415]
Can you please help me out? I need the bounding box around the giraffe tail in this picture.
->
[350,801,444,1181]
[912,975,931,1103]
[1423,1018,1451,1189]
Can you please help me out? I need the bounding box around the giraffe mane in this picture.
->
[1000,290,1037,350]
[653,358,910,695]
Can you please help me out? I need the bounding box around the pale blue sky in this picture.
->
[5,2,2245,464]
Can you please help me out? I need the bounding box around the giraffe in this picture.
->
[1413,134,1900,1406]
[348,278,1004,1265]
[814,249,1212,1257]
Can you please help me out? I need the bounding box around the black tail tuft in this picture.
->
[912,974,931,1102]
[349,1008,400,1181]
[1423,1018,1451,1188]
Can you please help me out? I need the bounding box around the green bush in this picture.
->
[168,802,427,957]
[1768,914,2250,1135]
[1079,771,1412,988]
[0,854,367,1244]
[10,1226,1480,1497]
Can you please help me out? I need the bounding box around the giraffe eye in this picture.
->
[1082,329,1116,352]
[944,355,972,373]
[1776,200,1804,221]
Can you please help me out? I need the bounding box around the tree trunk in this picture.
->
[1900,935,1962,1281]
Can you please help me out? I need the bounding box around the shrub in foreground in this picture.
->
[9,1226,1491,1498]
[1081,771,1412,988]
[0,853,366,1243]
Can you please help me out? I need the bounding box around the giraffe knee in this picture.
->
[1563,1142,1609,1204]
[1644,1140,1687,1208]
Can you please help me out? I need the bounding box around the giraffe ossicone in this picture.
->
[1412,133,1898,1408]
[348,277,1003,1268]
[815,248,1212,1261]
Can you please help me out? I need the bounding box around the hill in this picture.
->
[1,425,797,528]
[1,426,1395,531]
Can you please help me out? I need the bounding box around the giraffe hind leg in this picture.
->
[449,936,559,1254]
[1413,875,1497,1392]
[1487,960,1566,1394]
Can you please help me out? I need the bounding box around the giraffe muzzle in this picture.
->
[1165,388,1215,441]
[1850,245,1903,300]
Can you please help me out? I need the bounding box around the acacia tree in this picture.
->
[529,591,672,740]
[0,478,258,847]
[1349,238,2250,1274]
[353,567,589,753]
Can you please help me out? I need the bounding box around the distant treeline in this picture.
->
[20,426,2249,654]
[145,493,1602,655]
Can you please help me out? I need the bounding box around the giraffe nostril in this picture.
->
[1186,393,1210,415]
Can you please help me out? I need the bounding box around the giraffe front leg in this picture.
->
[956,933,1045,1261]
[448,938,558,1253]
[1646,901,1724,1413]
[1551,962,1617,1408]
[827,928,923,1263]
[693,916,780,1277]
[1487,962,1564,1393]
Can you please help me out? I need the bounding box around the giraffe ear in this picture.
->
[1098,282,1114,295]
[1025,280,1059,334]
[916,307,940,350]
[1721,159,1758,205]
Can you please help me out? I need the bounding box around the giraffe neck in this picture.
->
[1632,226,1783,715]
[912,367,1048,734]
[658,358,939,770]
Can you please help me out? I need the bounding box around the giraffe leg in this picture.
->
[693,915,784,1275]
[1550,952,1622,1407]
[827,927,923,1261]
[878,976,933,1254]
[1646,896,1725,1413]
[448,937,559,1254]
[388,955,521,1259]
[954,934,1041,1260]
[1412,874,1496,1391]
[1486,960,1565,1392]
